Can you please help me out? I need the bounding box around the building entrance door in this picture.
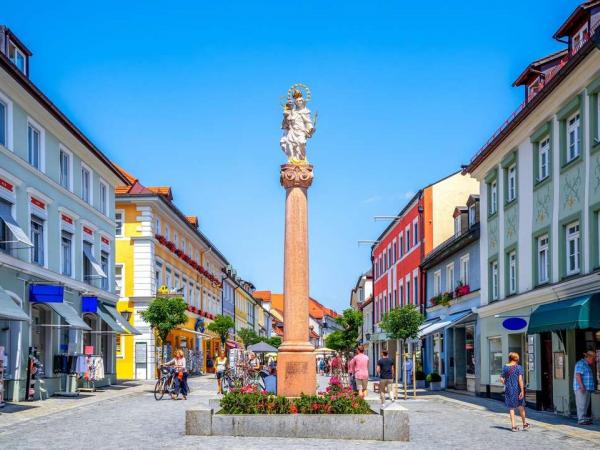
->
[540,332,554,411]
[135,342,147,380]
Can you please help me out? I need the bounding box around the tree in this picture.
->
[140,296,188,360]
[324,308,363,354]
[237,327,261,347]
[379,305,424,391]
[207,315,235,347]
[265,336,282,348]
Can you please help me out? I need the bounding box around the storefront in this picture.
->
[166,315,207,376]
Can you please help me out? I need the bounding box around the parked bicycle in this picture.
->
[154,366,177,400]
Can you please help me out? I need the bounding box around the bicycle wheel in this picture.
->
[154,378,165,401]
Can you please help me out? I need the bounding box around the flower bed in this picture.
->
[219,377,371,415]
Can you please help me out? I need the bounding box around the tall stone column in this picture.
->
[277,163,316,397]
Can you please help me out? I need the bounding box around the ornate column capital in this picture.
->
[280,163,314,189]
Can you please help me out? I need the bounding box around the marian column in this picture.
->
[277,84,317,397]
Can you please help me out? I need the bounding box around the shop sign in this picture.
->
[81,296,98,313]
[30,197,45,210]
[83,226,94,236]
[157,285,170,295]
[61,214,73,224]
[0,178,13,192]
[502,317,527,331]
[29,284,64,303]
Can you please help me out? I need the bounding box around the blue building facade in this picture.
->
[421,195,481,392]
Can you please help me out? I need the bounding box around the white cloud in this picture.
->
[360,195,382,205]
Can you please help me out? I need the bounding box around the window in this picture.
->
[399,284,404,306]
[81,165,91,204]
[468,205,477,226]
[566,221,580,275]
[490,180,498,214]
[489,337,503,382]
[446,263,454,292]
[115,211,123,236]
[182,277,188,300]
[59,149,71,190]
[100,251,109,290]
[61,231,73,276]
[454,215,461,237]
[406,227,411,252]
[30,215,44,265]
[507,164,517,202]
[174,272,180,291]
[182,238,186,255]
[83,241,94,282]
[508,251,517,294]
[392,241,396,263]
[460,255,469,285]
[567,113,581,163]
[174,232,178,248]
[115,264,124,296]
[406,278,411,304]
[155,261,163,290]
[166,266,172,289]
[28,123,41,169]
[399,234,404,257]
[414,274,418,303]
[491,260,499,301]
[538,137,550,180]
[537,235,549,284]
[155,217,161,234]
[413,221,418,245]
[0,100,6,147]
[433,270,441,296]
[99,181,108,215]
[165,224,170,240]
[8,41,26,73]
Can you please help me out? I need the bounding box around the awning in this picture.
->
[0,286,29,321]
[47,302,92,330]
[419,310,472,338]
[83,245,107,278]
[527,293,600,334]
[104,304,142,335]
[95,304,125,333]
[0,203,33,247]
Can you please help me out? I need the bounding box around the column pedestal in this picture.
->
[277,163,316,397]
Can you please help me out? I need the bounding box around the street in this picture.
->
[0,376,598,449]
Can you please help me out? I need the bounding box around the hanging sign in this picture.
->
[81,296,98,313]
[502,317,527,331]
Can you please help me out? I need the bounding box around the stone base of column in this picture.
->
[276,348,316,397]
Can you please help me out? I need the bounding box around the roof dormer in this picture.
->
[513,50,568,103]
[553,1,600,56]
[0,26,32,77]
[453,206,468,237]
[466,194,480,227]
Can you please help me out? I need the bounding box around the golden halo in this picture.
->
[287,83,311,102]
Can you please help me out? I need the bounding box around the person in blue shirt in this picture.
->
[573,351,596,425]
[264,367,277,394]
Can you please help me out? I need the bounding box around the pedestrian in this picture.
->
[347,351,357,391]
[165,349,189,400]
[349,345,370,399]
[499,352,529,432]
[404,354,413,386]
[574,350,596,425]
[331,352,343,376]
[319,358,326,375]
[216,350,228,394]
[377,350,395,404]
[264,367,277,394]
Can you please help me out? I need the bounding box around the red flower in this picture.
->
[290,404,298,414]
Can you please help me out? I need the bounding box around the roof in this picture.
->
[1,26,33,56]
[421,223,480,270]
[0,42,128,185]
[115,166,229,265]
[513,49,568,86]
[186,216,199,228]
[554,1,600,39]
[359,295,373,310]
[254,291,338,319]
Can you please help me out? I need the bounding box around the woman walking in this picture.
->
[500,352,530,432]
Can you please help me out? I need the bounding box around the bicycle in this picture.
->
[154,366,177,400]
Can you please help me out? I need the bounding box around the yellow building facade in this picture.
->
[114,169,228,379]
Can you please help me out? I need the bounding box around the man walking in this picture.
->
[349,345,370,398]
[574,351,596,425]
[376,350,395,404]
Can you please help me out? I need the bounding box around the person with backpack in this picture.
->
[499,352,530,432]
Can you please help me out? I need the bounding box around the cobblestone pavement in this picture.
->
[0,376,598,449]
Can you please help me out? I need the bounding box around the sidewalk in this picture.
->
[0,380,147,429]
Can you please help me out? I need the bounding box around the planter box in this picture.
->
[428,381,442,391]
[187,403,409,441]
[416,380,426,389]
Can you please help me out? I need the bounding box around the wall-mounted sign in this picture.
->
[157,285,170,295]
[0,178,13,192]
[30,197,45,209]
[61,214,73,224]
[29,284,64,303]
[83,226,94,236]
[502,317,527,331]
[81,296,98,313]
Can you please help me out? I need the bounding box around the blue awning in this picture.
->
[29,284,64,303]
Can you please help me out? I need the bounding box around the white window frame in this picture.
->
[165,224,170,240]
[155,216,161,234]
[58,145,73,191]
[566,221,580,275]
[490,180,498,214]
[507,164,517,202]
[115,263,125,297]
[538,137,550,181]
[454,215,461,237]
[399,233,404,257]
[508,251,517,295]
[174,232,178,248]
[537,234,549,284]
[567,112,581,163]
[433,270,441,297]
[460,254,469,285]
[60,229,74,278]
[7,41,27,74]
[99,179,109,216]
[115,209,124,237]
[405,275,411,304]
[405,226,410,253]
[446,263,454,292]
[413,218,419,245]
[81,162,93,205]
[0,90,14,151]
[100,249,110,291]
[413,272,418,303]
[491,260,499,301]
[468,204,477,226]
[27,118,45,172]
[30,214,45,267]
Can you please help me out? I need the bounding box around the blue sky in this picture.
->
[3,1,581,312]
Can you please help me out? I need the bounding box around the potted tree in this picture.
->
[426,372,442,391]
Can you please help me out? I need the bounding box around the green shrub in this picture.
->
[426,372,442,382]
[415,370,426,381]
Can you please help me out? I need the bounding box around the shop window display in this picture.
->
[489,337,503,384]
[465,325,475,376]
